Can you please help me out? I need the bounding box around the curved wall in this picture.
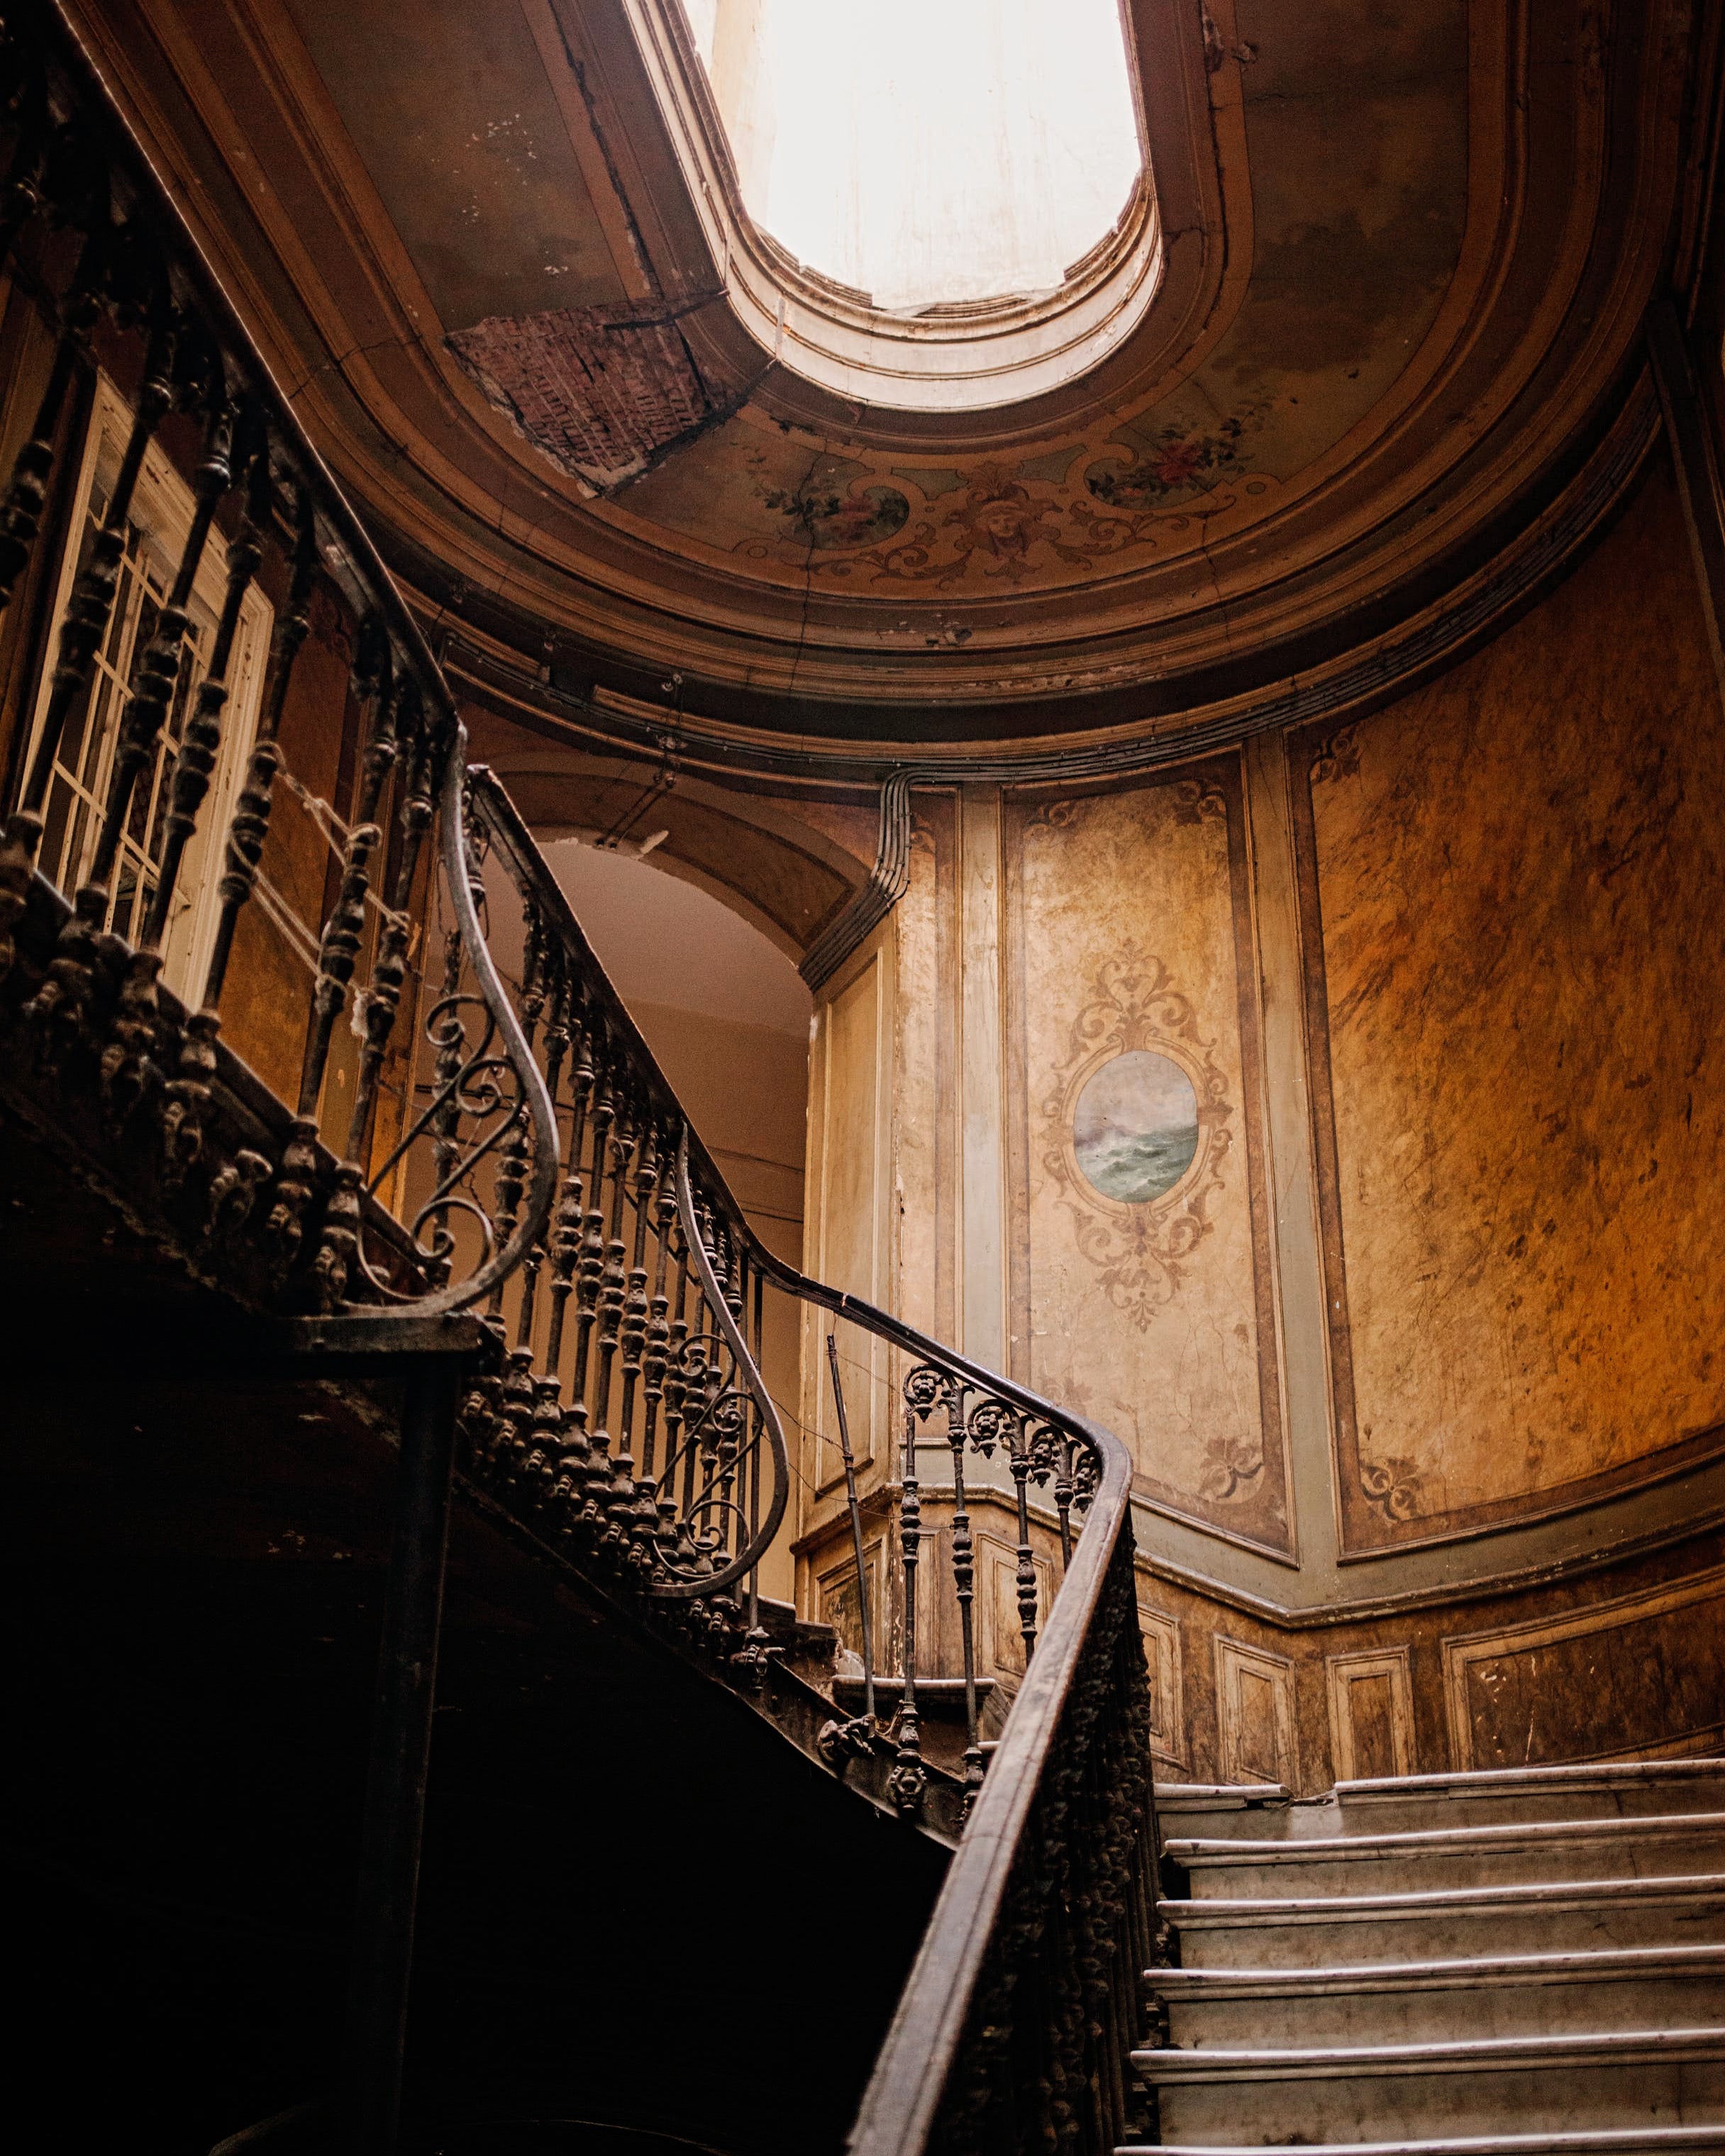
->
[789,453,1725,1787]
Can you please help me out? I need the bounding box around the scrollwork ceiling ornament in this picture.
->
[1041,948,1233,1330]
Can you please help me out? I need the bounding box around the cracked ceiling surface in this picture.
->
[74,0,1713,753]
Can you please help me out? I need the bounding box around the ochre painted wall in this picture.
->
[794,457,1725,1787]
[1298,465,1725,1554]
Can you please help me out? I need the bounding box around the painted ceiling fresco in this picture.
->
[101,0,1684,736]
[283,0,1466,599]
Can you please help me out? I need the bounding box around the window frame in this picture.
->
[621,0,1165,415]
[23,370,275,1005]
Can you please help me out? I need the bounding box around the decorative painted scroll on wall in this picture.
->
[1009,764,1291,1556]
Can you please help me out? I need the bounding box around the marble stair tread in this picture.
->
[1338,1763,1725,1802]
[1323,1764,1725,1834]
[1162,1873,1725,1930]
[1167,1812,1725,1893]
[1124,2133,1725,2156]
[1131,2027,1725,2082]
[1157,1784,1293,1804]
[1145,1943,1725,1997]
[1160,1872,1725,1966]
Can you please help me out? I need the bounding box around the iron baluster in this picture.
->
[887,1406,926,1816]
[485,899,545,1318]
[639,1142,675,1479]
[0,220,102,617]
[153,421,274,1173]
[515,955,570,1352]
[543,983,592,1384]
[817,1329,877,1766]
[1009,1415,1040,1666]
[944,1381,984,1813]
[197,484,316,1012]
[179,484,317,1226]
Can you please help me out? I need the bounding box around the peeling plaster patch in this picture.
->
[449,304,738,490]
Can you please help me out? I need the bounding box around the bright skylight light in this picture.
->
[680,0,1144,314]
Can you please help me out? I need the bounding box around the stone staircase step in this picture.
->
[1154,1762,1725,1845]
[1134,2028,1725,2145]
[1333,1762,1725,1836]
[1167,1813,1725,1898]
[1147,1945,1725,2047]
[1126,2132,1725,2156]
[1162,1873,1725,1967]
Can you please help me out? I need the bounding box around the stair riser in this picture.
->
[1186,1840,1725,1899]
[1158,1801,1341,1845]
[1332,1785,1725,1835]
[1172,1902,1725,1968]
[1164,1974,1719,2049]
[1153,2056,1725,2145]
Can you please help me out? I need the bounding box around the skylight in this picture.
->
[679,0,1144,315]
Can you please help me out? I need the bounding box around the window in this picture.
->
[628,0,1162,411]
[25,374,274,1001]
[680,0,1143,313]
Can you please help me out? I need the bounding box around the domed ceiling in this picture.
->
[79,0,1709,763]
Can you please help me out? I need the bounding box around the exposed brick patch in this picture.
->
[449,303,739,490]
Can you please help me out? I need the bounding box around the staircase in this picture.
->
[1132,1760,1725,2156]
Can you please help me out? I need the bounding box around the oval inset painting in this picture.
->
[1072,1050,1199,1204]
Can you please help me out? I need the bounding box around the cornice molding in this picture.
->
[443,362,1665,795]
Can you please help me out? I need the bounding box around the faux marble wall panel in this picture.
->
[1297,472,1725,1554]
[1139,1525,1725,1794]
[1442,1565,1725,1771]
[1009,766,1290,1555]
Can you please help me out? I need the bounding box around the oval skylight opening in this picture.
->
[679,0,1146,316]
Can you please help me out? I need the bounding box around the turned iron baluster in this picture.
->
[0,221,104,618]
[267,616,392,1267]
[587,1100,637,1541]
[484,900,544,1318]
[941,1380,985,1812]
[514,956,570,1351]
[888,1406,926,1816]
[569,1063,613,1474]
[1008,1413,1041,1667]
[543,987,592,1383]
[638,1142,676,1481]
[817,1330,877,1765]
[152,418,276,1172]
[179,483,316,1223]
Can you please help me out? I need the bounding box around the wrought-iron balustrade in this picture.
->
[0,9,1165,2152]
[461,768,1167,2152]
[0,4,558,1321]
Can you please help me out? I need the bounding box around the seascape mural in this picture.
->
[1072,1049,1199,1204]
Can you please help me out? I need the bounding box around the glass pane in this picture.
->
[76,676,114,790]
[103,545,139,667]
[111,857,138,943]
[689,0,1143,311]
[40,773,74,888]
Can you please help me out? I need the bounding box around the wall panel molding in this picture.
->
[1214,1634,1299,1788]
[1441,1564,1725,1772]
[1325,1645,1415,1782]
